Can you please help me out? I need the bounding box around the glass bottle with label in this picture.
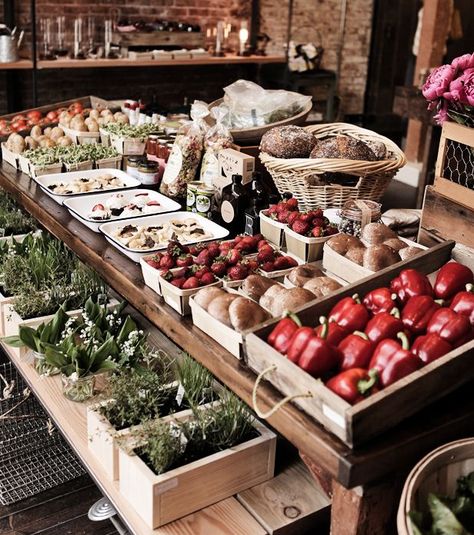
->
[244,174,268,235]
[220,174,249,235]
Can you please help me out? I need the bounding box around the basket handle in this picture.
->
[252,364,313,419]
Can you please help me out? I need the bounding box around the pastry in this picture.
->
[260,125,317,158]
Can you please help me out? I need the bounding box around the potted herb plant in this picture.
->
[0,192,36,238]
[87,353,216,480]
[118,390,276,528]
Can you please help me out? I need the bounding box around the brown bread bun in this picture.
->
[303,277,342,298]
[345,247,366,265]
[383,238,408,252]
[229,298,270,332]
[207,294,239,326]
[194,287,226,310]
[399,246,423,261]
[270,287,315,317]
[241,274,278,301]
[260,125,317,158]
[310,135,377,161]
[361,223,398,245]
[288,264,324,287]
[259,284,286,312]
[326,234,364,255]
[363,245,400,271]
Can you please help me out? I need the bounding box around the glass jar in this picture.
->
[338,200,382,237]
[146,135,159,157]
[33,350,59,376]
[138,160,160,185]
[126,156,145,179]
[61,373,96,402]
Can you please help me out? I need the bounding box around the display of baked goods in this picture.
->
[89,192,162,221]
[47,172,125,195]
[112,218,213,251]
[259,285,315,317]
[260,125,317,158]
[287,264,323,286]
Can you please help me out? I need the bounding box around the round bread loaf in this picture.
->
[310,135,377,161]
[260,125,317,158]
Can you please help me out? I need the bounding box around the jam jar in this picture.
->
[338,200,382,237]
[138,160,160,185]
[126,156,146,179]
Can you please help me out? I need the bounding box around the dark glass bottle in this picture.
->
[220,174,249,236]
[244,175,268,235]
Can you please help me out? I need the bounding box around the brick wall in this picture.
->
[2,0,372,115]
[260,0,373,113]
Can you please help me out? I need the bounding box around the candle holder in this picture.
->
[214,21,225,57]
[238,21,250,56]
[74,17,86,59]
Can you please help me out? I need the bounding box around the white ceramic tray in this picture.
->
[33,168,140,205]
[99,212,229,262]
[64,189,181,232]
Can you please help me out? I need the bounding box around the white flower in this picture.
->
[69,372,79,383]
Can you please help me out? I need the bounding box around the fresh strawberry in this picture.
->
[193,265,211,279]
[207,243,221,258]
[275,201,288,213]
[234,235,243,243]
[195,249,212,266]
[173,267,188,279]
[246,259,259,272]
[273,256,291,270]
[311,226,323,238]
[326,225,338,236]
[188,245,201,256]
[211,261,228,277]
[291,219,310,235]
[181,277,200,289]
[92,203,105,211]
[161,269,172,280]
[277,210,290,223]
[160,254,175,269]
[311,208,324,219]
[167,240,189,257]
[266,205,278,217]
[226,249,242,266]
[286,197,299,210]
[299,213,313,223]
[170,277,186,288]
[258,239,270,250]
[200,272,216,286]
[311,218,325,228]
[228,264,249,281]
[287,211,300,226]
[176,254,193,267]
[261,261,275,272]
[257,246,275,263]
[145,254,161,269]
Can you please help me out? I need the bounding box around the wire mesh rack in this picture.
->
[442,139,474,190]
[0,361,86,505]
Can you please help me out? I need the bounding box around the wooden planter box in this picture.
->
[118,409,276,528]
[245,240,474,447]
[140,255,163,297]
[62,125,101,145]
[29,161,63,179]
[95,155,122,170]
[64,160,94,173]
[111,135,147,156]
[1,143,19,169]
[284,227,338,263]
[259,211,286,249]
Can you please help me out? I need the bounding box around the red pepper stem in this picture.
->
[434,299,444,306]
[390,307,401,319]
[353,331,369,341]
[283,310,302,327]
[397,331,410,350]
[391,293,398,301]
[319,316,328,326]
[352,293,361,304]
[358,369,378,395]
[466,283,474,293]
[318,320,329,340]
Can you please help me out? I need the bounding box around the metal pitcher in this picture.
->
[0,24,24,63]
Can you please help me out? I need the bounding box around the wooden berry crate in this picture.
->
[118,407,276,529]
[244,240,474,447]
[284,227,338,263]
[159,275,222,316]
[259,210,286,249]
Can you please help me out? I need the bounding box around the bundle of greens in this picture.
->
[0,192,36,236]
[410,472,474,535]
[23,144,119,167]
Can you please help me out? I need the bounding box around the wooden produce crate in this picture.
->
[95,155,122,170]
[1,143,19,169]
[118,408,276,529]
[285,227,338,263]
[433,121,474,210]
[111,134,147,156]
[245,240,474,447]
[259,210,286,249]
[160,275,223,316]
[62,125,101,145]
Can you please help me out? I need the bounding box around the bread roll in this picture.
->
[260,125,317,159]
[303,277,342,298]
[194,287,226,311]
[383,238,408,252]
[326,234,364,255]
[346,247,366,266]
[241,274,277,301]
[229,298,269,332]
[288,265,324,287]
[399,246,423,261]
[310,135,377,161]
[259,284,286,312]
[361,223,398,245]
[363,245,400,271]
[270,287,315,317]
[207,294,239,326]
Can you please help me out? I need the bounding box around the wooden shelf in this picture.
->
[36,55,286,70]
[0,59,34,70]
[0,163,473,517]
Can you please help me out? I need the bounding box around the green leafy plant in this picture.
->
[0,192,36,236]
[176,353,215,408]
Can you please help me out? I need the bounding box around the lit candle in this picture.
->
[239,21,248,55]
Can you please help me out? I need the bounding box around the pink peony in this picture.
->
[451,52,474,73]
[434,102,449,125]
[446,68,474,106]
[422,64,456,101]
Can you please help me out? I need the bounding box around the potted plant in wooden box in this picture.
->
[118,390,276,528]
[0,192,37,239]
[87,354,217,480]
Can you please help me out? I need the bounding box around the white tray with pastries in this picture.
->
[33,168,140,205]
[64,189,181,232]
[99,212,229,262]
[322,222,428,283]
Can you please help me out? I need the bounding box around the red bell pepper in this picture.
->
[326,368,378,405]
[390,269,434,304]
[426,307,473,347]
[286,327,316,363]
[268,312,302,354]
[315,316,348,346]
[434,262,474,300]
[450,284,474,326]
[364,308,404,344]
[401,295,442,335]
[363,288,397,315]
[328,294,369,332]
[297,335,341,377]
[369,333,422,387]
[339,332,375,370]
[411,333,452,364]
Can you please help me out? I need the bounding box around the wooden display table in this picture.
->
[0,163,474,534]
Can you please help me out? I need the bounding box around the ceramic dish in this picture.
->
[33,168,140,205]
[64,189,181,232]
[99,212,229,262]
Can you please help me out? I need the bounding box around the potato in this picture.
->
[97,117,106,126]
[89,109,100,120]
[207,294,239,326]
[101,115,113,125]
[100,109,113,117]
[44,127,52,136]
[194,287,225,311]
[228,297,269,332]
[39,137,56,148]
[24,136,38,150]
[62,115,72,127]
[115,113,129,124]
[56,135,73,146]
[6,133,25,153]
[50,127,65,141]
[71,117,85,129]
[30,125,42,140]
[87,120,99,132]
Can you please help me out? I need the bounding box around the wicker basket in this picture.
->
[397,438,474,535]
[260,123,406,210]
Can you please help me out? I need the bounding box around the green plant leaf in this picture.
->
[19,325,40,351]
[116,316,137,345]
[428,493,467,535]
[49,305,69,343]
[3,335,24,348]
